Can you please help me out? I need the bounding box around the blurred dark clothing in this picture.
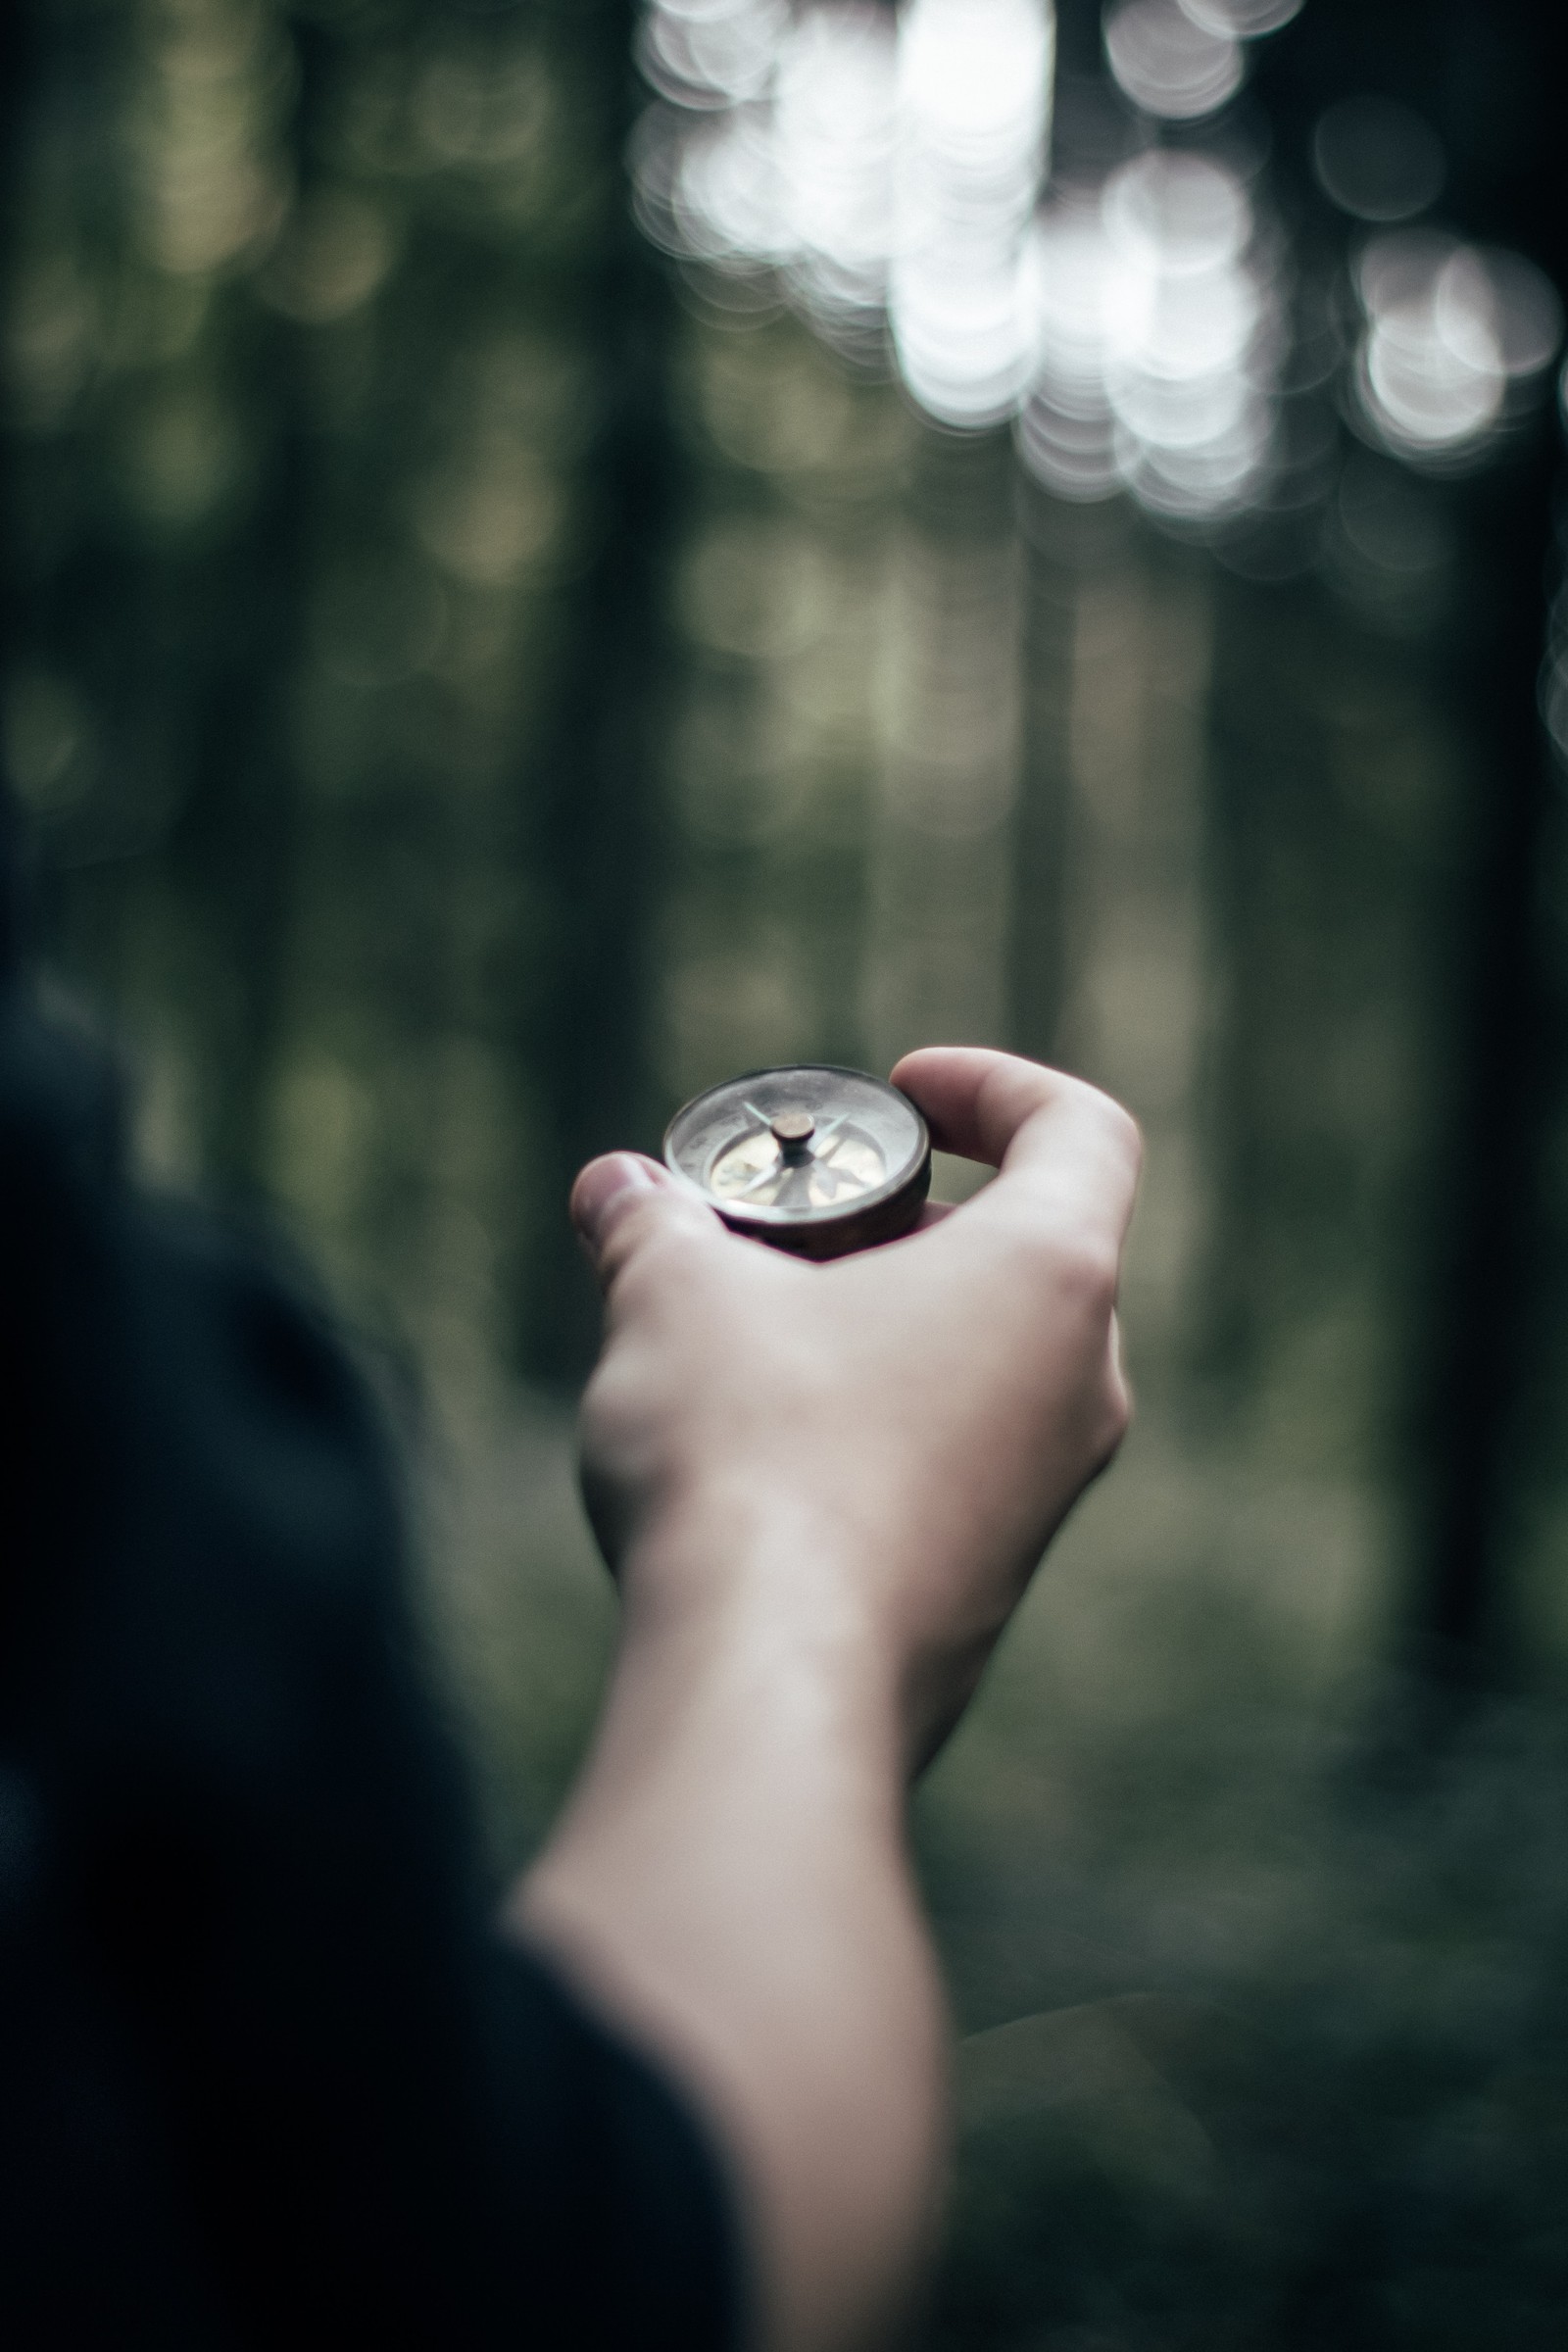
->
[0,946,740,2344]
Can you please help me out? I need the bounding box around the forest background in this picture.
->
[7,0,1568,2343]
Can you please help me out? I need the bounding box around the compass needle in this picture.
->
[665,1067,930,1260]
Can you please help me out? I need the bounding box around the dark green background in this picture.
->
[7,2,1568,2342]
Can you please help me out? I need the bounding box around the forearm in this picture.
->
[512,1495,949,2352]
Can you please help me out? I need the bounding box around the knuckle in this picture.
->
[1104,1098,1144,1169]
[985,1206,1123,1318]
[1052,1068,1140,1152]
[1078,1081,1143,1170]
[579,1355,640,1449]
[1049,1226,1123,1315]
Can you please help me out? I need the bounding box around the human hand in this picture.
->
[569,1049,1140,1772]
[529,1054,1139,2347]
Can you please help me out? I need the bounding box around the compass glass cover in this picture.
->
[665,1066,926,1229]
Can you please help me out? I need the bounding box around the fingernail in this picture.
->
[570,1153,659,1249]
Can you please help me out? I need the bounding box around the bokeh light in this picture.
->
[1354,232,1562,461]
[1179,0,1302,30]
[891,0,1054,423]
[1020,150,1275,517]
[777,4,900,338]
[1102,0,1243,123]
[125,0,293,279]
[637,0,787,109]
[1312,94,1445,224]
[639,0,1299,521]
[636,0,1562,525]
[636,0,1052,399]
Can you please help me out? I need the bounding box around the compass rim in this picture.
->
[662,1063,931,1233]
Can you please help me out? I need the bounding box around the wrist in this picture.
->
[613,1473,906,1768]
[616,1461,1016,1782]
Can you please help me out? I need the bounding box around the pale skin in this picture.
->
[511,1047,1142,2352]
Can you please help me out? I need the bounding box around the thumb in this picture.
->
[569,1152,722,1288]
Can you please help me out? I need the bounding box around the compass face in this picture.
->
[664,1066,930,1259]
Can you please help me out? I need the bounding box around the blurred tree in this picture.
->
[1007,491,1129,1066]
[10,0,1568,1688]
[1240,0,1568,1682]
[513,0,682,1385]
[0,0,39,910]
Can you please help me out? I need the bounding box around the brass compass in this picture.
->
[663,1066,931,1260]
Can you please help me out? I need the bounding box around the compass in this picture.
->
[663,1065,932,1260]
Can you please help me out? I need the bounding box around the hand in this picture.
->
[523,1051,1140,2350]
[569,1048,1140,1771]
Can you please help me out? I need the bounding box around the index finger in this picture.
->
[890,1046,1141,1247]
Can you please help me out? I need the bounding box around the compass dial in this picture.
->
[708,1120,885,1211]
[664,1067,930,1260]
